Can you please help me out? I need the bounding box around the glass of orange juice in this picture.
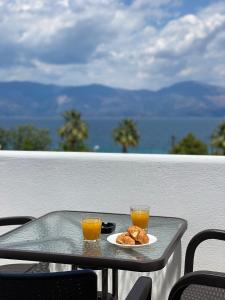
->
[130,205,150,231]
[81,215,102,241]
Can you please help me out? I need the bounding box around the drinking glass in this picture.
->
[81,215,102,241]
[130,205,150,231]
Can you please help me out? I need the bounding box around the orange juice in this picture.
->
[81,218,102,241]
[131,209,149,230]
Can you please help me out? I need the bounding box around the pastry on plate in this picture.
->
[136,229,149,244]
[127,225,149,244]
[115,226,149,245]
[116,233,135,245]
[127,226,141,240]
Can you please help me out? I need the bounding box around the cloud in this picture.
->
[0,0,224,89]
[0,1,118,65]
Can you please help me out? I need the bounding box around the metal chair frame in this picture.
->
[169,228,225,300]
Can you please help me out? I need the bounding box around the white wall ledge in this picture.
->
[0,151,225,272]
[1,150,225,164]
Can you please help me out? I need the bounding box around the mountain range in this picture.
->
[0,80,225,118]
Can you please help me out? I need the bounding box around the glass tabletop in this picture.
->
[0,211,187,272]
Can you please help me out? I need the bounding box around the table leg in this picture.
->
[72,264,78,270]
[112,269,118,299]
[102,268,108,300]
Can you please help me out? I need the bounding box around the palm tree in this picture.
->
[58,109,89,151]
[211,120,225,155]
[113,119,140,153]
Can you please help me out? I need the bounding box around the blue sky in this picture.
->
[0,0,224,90]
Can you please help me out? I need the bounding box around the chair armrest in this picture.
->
[0,216,36,226]
[169,271,225,300]
[125,276,152,300]
[184,229,225,274]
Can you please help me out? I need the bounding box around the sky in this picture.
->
[0,0,224,90]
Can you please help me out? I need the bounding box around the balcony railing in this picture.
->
[0,151,224,276]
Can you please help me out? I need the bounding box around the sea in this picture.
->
[0,117,223,154]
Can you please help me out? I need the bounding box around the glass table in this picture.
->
[0,211,187,299]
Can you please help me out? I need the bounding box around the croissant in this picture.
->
[116,233,135,245]
[116,233,127,244]
[127,226,141,240]
[127,226,149,244]
[116,226,149,245]
[137,229,149,244]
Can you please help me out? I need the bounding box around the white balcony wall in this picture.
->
[0,151,224,273]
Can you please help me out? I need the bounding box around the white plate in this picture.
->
[107,232,157,248]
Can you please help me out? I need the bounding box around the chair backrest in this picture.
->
[0,269,97,300]
[184,229,225,274]
[169,271,225,300]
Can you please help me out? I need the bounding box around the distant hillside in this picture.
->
[0,80,224,118]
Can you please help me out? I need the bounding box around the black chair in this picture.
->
[0,269,151,300]
[169,229,225,300]
[0,216,49,273]
[184,229,225,274]
[169,271,225,300]
[126,276,152,300]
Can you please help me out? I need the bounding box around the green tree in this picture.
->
[10,125,51,150]
[113,119,140,153]
[58,109,89,151]
[0,128,10,150]
[170,133,208,155]
[211,120,225,155]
